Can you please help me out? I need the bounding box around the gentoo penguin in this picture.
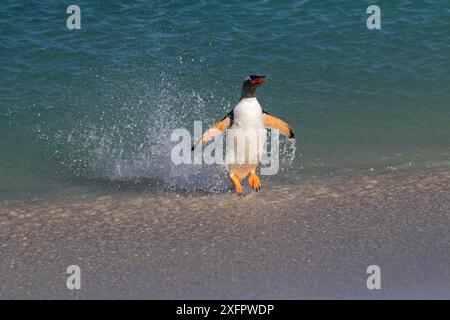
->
[192,75,294,194]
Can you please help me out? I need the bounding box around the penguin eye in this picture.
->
[245,76,251,81]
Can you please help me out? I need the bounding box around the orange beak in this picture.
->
[251,76,266,85]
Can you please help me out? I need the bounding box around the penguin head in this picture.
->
[241,75,266,98]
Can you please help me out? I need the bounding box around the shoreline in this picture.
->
[2,163,450,205]
[1,168,449,299]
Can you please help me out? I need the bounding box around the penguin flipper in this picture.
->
[263,111,295,139]
[192,112,233,150]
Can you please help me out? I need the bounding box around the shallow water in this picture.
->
[0,0,449,200]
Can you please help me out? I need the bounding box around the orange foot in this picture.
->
[248,172,261,192]
[230,175,243,194]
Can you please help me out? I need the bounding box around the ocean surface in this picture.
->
[1,0,449,202]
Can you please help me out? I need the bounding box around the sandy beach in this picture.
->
[1,168,449,299]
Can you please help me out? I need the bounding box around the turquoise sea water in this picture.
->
[0,0,449,199]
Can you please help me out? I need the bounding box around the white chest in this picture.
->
[231,98,264,129]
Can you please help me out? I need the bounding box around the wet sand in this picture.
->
[1,169,450,299]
